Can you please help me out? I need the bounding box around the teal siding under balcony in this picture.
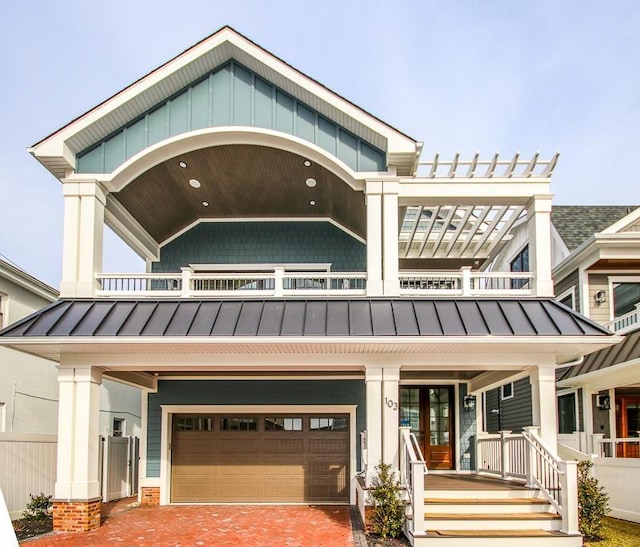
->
[77,62,386,174]
[146,379,366,478]
[152,221,366,273]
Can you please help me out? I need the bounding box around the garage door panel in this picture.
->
[171,413,350,503]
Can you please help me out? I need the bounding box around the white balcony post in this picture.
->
[366,181,383,296]
[180,267,192,297]
[592,433,605,456]
[500,430,511,479]
[273,267,285,297]
[382,181,399,296]
[526,195,553,297]
[529,363,558,450]
[61,180,106,298]
[55,365,103,500]
[560,459,579,535]
[461,266,472,296]
[523,426,539,488]
[365,365,383,485]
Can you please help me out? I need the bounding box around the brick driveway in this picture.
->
[24,499,356,546]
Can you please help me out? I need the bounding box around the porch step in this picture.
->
[424,512,561,531]
[425,497,553,514]
[411,530,582,547]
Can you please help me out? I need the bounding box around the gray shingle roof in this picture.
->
[557,326,640,382]
[0,298,610,339]
[552,206,639,251]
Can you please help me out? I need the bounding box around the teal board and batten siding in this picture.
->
[152,221,366,273]
[145,379,366,478]
[77,62,386,174]
[484,378,533,434]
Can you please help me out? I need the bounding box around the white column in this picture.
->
[365,181,383,296]
[526,195,554,297]
[365,366,383,485]
[382,366,401,469]
[55,366,103,500]
[529,364,558,450]
[382,181,400,296]
[61,180,106,298]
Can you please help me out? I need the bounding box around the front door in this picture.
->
[400,386,455,470]
[616,397,640,457]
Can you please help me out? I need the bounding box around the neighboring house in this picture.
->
[0,27,618,545]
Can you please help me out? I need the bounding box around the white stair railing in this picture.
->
[399,426,427,537]
[522,427,579,535]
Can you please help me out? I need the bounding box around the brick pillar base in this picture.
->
[53,498,101,532]
[140,486,160,505]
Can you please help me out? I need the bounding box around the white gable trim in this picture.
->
[601,206,640,234]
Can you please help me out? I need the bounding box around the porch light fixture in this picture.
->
[202,201,209,207]
[305,178,317,187]
[189,179,201,188]
[178,161,188,169]
[596,394,611,411]
[463,395,477,412]
[309,200,316,206]
[304,160,312,167]
[594,290,607,306]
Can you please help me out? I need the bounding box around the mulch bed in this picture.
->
[12,518,53,541]
[366,534,411,546]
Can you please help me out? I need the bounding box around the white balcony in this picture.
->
[605,303,640,334]
[95,267,535,298]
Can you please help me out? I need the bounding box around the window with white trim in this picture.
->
[501,382,514,401]
[558,392,577,434]
[556,286,576,310]
[613,282,640,318]
[112,418,125,437]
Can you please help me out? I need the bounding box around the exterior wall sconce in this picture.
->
[594,289,607,306]
[596,394,611,411]
[463,395,477,412]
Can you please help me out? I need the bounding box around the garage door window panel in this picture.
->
[265,417,303,431]
[220,417,258,431]
[310,417,348,431]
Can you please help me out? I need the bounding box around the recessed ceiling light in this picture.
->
[189,179,201,188]
[303,160,312,167]
[305,178,317,187]
[178,161,187,169]
[309,200,316,206]
[202,201,209,207]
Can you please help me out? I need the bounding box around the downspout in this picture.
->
[556,355,585,370]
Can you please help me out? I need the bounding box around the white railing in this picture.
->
[97,268,367,298]
[597,437,640,458]
[400,268,534,296]
[477,427,578,534]
[605,303,640,334]
[399,427,426,537]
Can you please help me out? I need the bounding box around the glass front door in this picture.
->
[400,386,455,470]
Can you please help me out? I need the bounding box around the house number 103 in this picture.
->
[385,397,398,411]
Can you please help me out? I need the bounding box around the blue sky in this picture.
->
[1,0,639,288]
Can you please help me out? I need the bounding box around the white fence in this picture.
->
[0,434,56,520]
[0,433,139,519]
[593,457,640,523]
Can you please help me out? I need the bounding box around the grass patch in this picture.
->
[586,517,640,546]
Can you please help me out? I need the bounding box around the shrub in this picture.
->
[22,493,53,521]
[578,460,609,540]
[367,461,405,539]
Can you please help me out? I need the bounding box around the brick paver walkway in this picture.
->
[24,502,355,546]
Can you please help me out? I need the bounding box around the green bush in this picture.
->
[22,493,53,521]
[367,461,405,539]
[578,460,609,540]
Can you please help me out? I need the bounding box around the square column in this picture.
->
[365,181,383,296]
[529,364,558,450]
[381,366,400,468]
[53,366,103,532]
[365,366,383,485]
[526,195,553,297]
[382,182,400,296]
[61,180,106,298]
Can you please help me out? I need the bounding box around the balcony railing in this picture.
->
[399,268,534,296]
[605,303,640,334]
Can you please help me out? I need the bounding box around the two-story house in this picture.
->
[0,27,617,545]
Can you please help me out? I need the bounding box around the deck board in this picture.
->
[425,474,530,491]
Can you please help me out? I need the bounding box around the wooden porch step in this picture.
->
[411,529,583,546]
[426,497,549,505]
[425,512,560,520]
[430,530,567,537]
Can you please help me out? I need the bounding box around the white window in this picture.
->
[112,418,125,437]
[501,382,514,401]
[556,286,576,310]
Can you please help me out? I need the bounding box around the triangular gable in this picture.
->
[30,26,418,178]
[601,205,640,234]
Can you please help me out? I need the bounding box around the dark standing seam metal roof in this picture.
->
[551,206,639,251]
[557,327,640,382]
[0,298,611,339]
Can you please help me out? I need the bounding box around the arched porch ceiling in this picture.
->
[112,144,366,244]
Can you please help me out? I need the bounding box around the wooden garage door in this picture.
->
[171,414,349,503]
